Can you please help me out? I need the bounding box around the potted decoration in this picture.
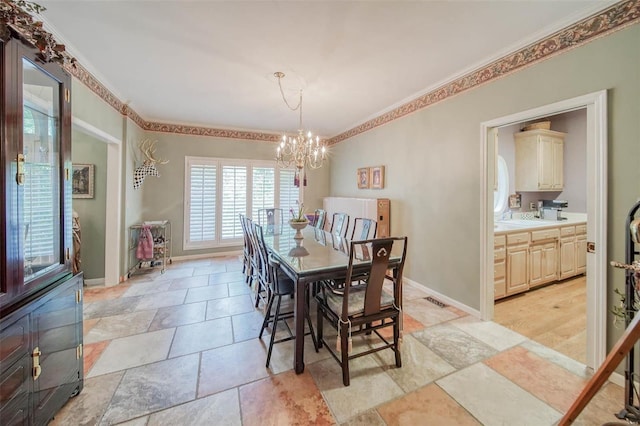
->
[289,203,308,239]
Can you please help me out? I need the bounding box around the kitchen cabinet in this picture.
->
[506,232,529,295]
[576,224,587,274]
[559,224,587,279]
[0,24,83,424]
[560,226,577,279]
[514,129,565,191]
[494,235,506,299]
[529,228,559,287]
[495,220,585,300]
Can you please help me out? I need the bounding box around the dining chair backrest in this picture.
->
[350,217,377,240]
[314,209,327,230]
[253,223,291,295]
[341,236,408,318]
[257,208,284,233]
[252,223,270,285]
[330,212,349,237]
[246,217,260,270]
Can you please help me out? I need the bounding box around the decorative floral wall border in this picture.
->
[4,0,638,143]
[327,0,640,145]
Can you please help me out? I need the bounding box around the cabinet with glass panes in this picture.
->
[0,19,83,425]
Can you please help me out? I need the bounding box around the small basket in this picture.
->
[523,121,551,131]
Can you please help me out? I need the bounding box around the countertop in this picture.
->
[494,212,587,234]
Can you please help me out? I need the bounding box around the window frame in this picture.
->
[183,156,300,250]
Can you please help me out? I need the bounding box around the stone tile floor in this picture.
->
[51,256,624,425]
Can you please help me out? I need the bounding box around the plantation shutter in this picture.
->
[187,162,217,244]
[251,166,275,219]
[221,165,247,240]
[279,168,299,218]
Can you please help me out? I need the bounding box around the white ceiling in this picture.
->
[37,0,615,138]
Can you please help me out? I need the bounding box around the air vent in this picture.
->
[425,296,447,308]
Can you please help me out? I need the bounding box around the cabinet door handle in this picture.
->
[32,347,42,380]
[16,153,25,185]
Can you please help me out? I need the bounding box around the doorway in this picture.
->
[492,110,588,363]
[72,117,122,286]
[479,91,608,370]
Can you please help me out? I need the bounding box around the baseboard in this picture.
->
[84,277,105,286]
[171,250,242,262]
[608,371,626,388]
[403,276,481,318]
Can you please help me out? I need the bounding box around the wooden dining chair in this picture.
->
[350,217,377,240]
[330,212,349,237]
[315,236,408,386]
[314,209,327,230]
[239,214,253,286]
[254,223,318,368]
[247,219,269,308]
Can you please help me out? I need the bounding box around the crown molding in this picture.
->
[327,0,640,145]
[14,0,638,144]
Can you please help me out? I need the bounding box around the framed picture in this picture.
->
[357,167,370,189]
[72,163,94,199]
[370,165,385,189]
[509,193,521,209]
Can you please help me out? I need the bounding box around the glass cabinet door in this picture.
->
[1,38,72,312]
[21,58,61,283]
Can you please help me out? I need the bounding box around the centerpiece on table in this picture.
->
[289,203,309,240]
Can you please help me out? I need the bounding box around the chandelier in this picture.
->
[274,71,327,170]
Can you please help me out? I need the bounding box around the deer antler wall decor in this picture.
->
[133,139,169,190]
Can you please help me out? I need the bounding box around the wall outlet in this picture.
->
[530,202,537,210]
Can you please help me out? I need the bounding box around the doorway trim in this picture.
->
[72,117,122,287]
[479,90,607,370]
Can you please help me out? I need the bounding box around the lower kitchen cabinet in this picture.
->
[576,225,587,274]
[506,232,529,296]
[530,240,559,287]
[494,235,506,299]
[0,273,83,426]
[495,221,585,300]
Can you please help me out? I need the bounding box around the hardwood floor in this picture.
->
[494,275,587,364]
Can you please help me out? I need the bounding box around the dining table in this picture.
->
[263,225,405,374]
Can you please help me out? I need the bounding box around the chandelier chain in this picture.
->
[274,71,327,171]
[275,72,304,130]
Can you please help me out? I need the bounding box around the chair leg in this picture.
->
[393,317,402,368]
[316,300,323,349]
[340,321,350,386]
[259,292,275,339]
[254,277,263,308]
[266,295,283,368]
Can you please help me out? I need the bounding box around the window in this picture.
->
[184,157,300,249]
[279,168,298,217]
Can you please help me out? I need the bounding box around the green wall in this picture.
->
[140,133,330,258]
[330,24,640,348]
[71,131,107,280]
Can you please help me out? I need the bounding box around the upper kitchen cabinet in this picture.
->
[1,33,73,313]
[514,129,565,191]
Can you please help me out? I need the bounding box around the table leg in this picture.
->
[294,279,305,374]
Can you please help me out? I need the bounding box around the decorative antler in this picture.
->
[139,139,169,165]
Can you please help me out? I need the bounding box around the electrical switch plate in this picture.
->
[530,202,537,210]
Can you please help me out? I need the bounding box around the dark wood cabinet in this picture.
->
[0,274,83,426]
[0,21,83,426]
[1,33,73,314]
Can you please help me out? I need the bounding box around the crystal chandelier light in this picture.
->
[274,71,327,170]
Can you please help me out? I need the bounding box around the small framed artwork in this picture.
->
[370,165,385,189]
[357,167,370,189]
[509,193,521,209]
[72,163,95,199]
